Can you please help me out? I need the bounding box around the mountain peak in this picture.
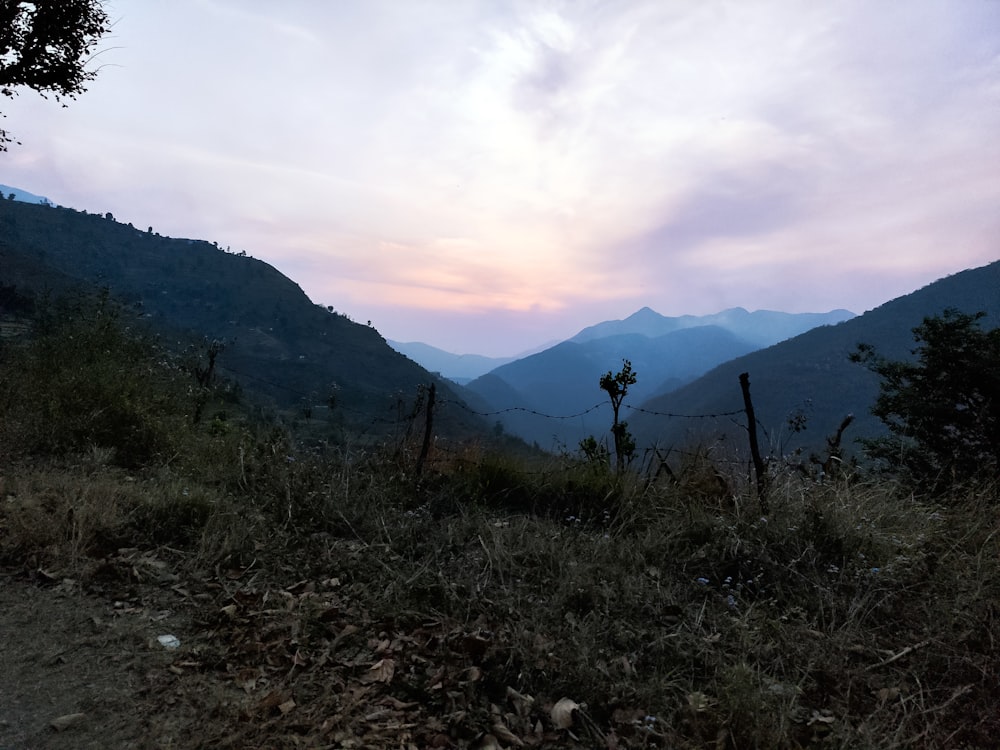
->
[571,307,854,345]
[625,306,664,321]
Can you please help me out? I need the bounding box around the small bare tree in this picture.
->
[600,359,637,473]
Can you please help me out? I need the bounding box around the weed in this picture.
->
[1,301,998,747]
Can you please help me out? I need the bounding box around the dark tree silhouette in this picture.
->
[852,308,1000,490]
[1,0,111,149]
[600,359,637,473]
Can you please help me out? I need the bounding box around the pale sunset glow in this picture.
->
[2,0,998,355]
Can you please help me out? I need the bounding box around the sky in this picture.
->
[2,0,999,356]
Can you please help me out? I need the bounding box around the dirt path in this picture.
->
[0,551,583,750]
[0,562,222,750]
[2,576,140,748]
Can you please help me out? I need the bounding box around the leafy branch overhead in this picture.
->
[0,0,111,149]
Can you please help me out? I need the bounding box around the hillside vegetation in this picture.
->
[465,309,853,451]
[0,197,487,439]
[631,260,1000,457]
[0,290,997,749]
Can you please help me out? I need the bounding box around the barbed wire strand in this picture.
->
[439,397,745,422]
[213,362,749,430]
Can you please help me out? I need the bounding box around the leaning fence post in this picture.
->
[738,372,769,514]
[415,382,436,478]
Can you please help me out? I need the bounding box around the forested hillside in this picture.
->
[0,197,487,438]
[630,260,1000,458]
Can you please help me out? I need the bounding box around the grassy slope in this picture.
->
[631,260,1000,458]
[1,213,998,748]
[1,444,997,747]
[0,198,487,439]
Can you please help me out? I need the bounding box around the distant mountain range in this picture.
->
[3,183,995,464]
[571,306,856,347]
[629,260,1000,460]
[458,308,855,450]
[0,183,54,205]
[387,341,516,383]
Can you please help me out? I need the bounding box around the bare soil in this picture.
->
[0,559,224,750]
[0,547,595,750]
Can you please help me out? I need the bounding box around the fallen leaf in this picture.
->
[616,655,634,676]
[506,686,534,720]
[256,690,287,713]
[808,709,836,726]
[360,658,396,684]
[380,695,418,710]
[877,687,901,703]
[551,698,579,729]
[686,692,714,713]
[426,665,446,690]
[492,721,525,746]
[462,666,482,683]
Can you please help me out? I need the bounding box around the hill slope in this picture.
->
[572,306,855,347]
[387,340,515,383]
[0,198,485,438]
[465,326,760,450]
[465,308,853,450]
[629,260,1000,457]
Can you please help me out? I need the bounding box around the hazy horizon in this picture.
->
[2,1,998,356]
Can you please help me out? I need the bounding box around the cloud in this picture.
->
[3,0,999,353]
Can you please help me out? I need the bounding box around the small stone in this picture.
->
[50,712,87,731]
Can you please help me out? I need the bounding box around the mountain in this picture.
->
[0,195,488,440]
[388,340,515,383]
[571,306,855,346]
[464,307,855,450]
[0,184,54,205]
[628,260,1000,460]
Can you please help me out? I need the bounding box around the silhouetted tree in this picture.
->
[600,359,637,473]
[852,308,1000,491]
[1,1,112,149]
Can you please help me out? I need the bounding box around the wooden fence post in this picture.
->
[415,383,436,478]
[739,372,769,514]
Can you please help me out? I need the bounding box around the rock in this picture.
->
[50,712,87,731]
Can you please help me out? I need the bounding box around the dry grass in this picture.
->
[3,295,996,747]
[1,421,997,747]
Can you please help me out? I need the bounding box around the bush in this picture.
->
[853,308,1000,491]
[0,292,192,467]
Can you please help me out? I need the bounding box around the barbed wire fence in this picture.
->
[205,357,793,500]
[433,396,761,476]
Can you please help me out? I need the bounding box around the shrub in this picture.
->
[852,308,1000,491]
[0,292,192,467]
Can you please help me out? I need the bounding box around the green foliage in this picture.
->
[852,308,1000,490]
[0,292,192,466]
[3,291,1000,747]
[600,358,637,473]
[1,198,488,440]
[2,407,999,746]
[0,0,112,148]
[578,434,610,467]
